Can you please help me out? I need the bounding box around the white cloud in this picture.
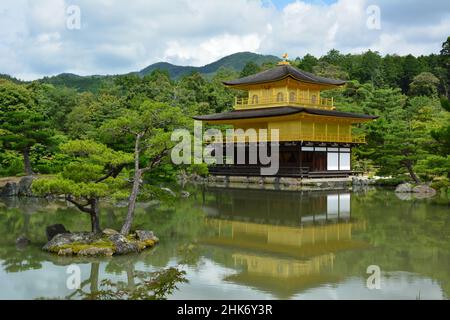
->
[26,0,66,32]
[164,33,264,66]
[0,0,448,80]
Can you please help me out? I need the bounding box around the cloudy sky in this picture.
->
[1,0,449,80]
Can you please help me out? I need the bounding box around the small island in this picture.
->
[43,226,158,257]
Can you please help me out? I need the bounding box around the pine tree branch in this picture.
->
[65,195,93,215]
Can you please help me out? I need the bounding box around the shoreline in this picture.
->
[190,175,373,192]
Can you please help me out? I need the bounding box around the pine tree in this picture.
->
[0,80,53,175]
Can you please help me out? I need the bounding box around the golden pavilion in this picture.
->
[193,58,377,178]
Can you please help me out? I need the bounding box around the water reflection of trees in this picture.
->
[65,260,187,300]
[345,189,450,298]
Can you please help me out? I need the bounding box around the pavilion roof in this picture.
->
[223,64,346,87]
[193,106,378,122]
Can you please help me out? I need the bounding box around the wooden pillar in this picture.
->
[299,145,303,176]
[312,149,316,172]
[337,123,340,142]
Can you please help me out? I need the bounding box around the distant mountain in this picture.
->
[0,73,23,84]
[40,73,116,93]
[36,52,280,92]
[139,52,280,78]
[138,62,197,79]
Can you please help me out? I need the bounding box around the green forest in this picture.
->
[1,36,449,198]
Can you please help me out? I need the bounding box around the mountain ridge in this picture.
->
[138,51,280,78]
[33,52,280,92]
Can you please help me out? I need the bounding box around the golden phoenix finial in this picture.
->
[278,53,290,65]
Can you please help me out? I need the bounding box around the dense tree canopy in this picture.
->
[0,80,53,175]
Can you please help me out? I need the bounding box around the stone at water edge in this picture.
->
[395,183,413,193]
[108,234,139,255]
[412,185,437,197]
[16,235,31,249]
[17,176,34,197]
[135,230,158,242]
[43,232,94,252]
[0,182,18,197]
[46,224,70,241]
[352,177,369,186]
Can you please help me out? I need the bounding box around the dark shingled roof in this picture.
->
[223,64,346,87]
[193,106,378,121]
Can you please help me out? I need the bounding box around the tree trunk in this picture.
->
[405,162,421,184]
[89,262,100,298]
[22,148,33,176]
[66,196,101,234]
[121,133,142,235]
[90,198,101,234]
[121,169,141,235]
[126,265,136,290]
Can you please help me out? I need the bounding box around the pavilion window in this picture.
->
[327,152,339,170]
[339,152,351,170]
[289,91,296,102]
[327,194,339,215]
[251,94,259,104]
[339,194,350,213]
[311,95,317,105]
[276,92,284,102]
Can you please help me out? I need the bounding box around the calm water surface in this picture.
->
[0,186,449,300]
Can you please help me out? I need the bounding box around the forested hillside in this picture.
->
[37,52,280,92]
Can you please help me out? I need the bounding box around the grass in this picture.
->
[50,239,116,254]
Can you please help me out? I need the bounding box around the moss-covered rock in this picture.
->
[108,234,139,255]
[43,230,159,257]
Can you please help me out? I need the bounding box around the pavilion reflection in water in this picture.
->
[200,188,368,298]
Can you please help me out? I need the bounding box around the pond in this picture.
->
[0,186,449,300]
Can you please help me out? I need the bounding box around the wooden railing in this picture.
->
[228,133,366,144]
[209,165,309,177]
[209,165,358,177]
[235,95,334,110]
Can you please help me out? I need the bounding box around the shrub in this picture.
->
[0,150,24,177]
